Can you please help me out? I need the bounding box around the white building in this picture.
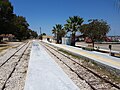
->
[42,36,53,42]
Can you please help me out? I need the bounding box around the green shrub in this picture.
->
[82,47,94,51]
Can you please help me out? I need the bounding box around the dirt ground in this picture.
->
[76,42,120,52]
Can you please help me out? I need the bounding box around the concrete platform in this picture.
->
[44,41,120,71]
[24,40,79,90]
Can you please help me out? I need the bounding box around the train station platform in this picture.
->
[44,41,120,71]
[24,40,79,90]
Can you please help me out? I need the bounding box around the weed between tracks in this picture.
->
[58,48,120,84]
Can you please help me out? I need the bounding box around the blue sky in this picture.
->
[10,0,120,36]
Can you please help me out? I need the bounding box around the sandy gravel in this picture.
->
[4,43,31,90]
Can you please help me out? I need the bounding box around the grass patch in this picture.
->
[0,46,9,52]
[0,45,8,47]
[82,47,94,51]
[58,49,81,59]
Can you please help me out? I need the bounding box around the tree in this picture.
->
[0,0,14,34]
[13,15,29,41]
[0,0,14,42]
[42,33,46,36]
[39,33,46,40]
[64,16,84,46]
[30,30,38,38]
[52,26,57,41]
[80,19,110,48]
[0,0,38,42]
[52,24,66,43]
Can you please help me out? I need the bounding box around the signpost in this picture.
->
[109,45,112,55]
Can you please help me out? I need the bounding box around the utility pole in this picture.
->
[39,27,42,40]
[40,27,41,35]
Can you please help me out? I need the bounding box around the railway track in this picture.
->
[0,42,28,68]
[0,41,31,90]
[41,42,120,90]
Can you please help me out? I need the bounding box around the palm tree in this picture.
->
[52,26,57,42]
[52,24,66,43]
[64,16,84,46]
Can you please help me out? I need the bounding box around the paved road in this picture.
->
[24,40,79,90]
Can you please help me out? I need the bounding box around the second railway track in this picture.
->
[0,41,31,90]
[0,41,28,67]
[41,42,120,90]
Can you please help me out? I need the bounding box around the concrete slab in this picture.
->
[24,40,79,90]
